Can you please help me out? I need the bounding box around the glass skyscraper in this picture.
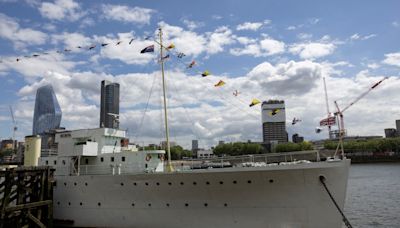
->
[100,80,120,129]
[32,85,62,135]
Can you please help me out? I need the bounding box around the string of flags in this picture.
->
[1,34,303,125]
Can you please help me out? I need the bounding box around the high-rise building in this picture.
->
[32,85,62,135]
[396,120,400,135]
[192,140,198,152]
[100,80,120,129]
[384,128,397,138]
[261,100,287,143]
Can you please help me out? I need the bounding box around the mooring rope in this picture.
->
[319,175,353,228]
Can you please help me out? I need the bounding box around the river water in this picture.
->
[344,163,400,227]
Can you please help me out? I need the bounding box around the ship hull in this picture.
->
[54,159,350,228]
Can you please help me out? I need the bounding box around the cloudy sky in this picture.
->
[0,0,399,149]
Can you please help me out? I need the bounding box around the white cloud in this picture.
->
[297,33,313,40]
[39,0,85,21]
[289,42,336,59]
[392,21,399,28]
[206,26,235,54]
[237,22,263,31]
[230,36,285,57]
[182,19,204,30]
[0,13,47,48]
[102,4,155,24]
[350,33,377,41]
[382,52,400,67]
[367,63,380,69]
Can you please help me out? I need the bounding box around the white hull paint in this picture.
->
[54,159,350,228]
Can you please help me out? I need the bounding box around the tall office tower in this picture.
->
[261,100,288,143]
[32,85,62,135]
[192,140,198,152]
[100,80,120,129]
[396,120,400,135]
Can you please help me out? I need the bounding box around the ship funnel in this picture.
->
[24,135,41,166]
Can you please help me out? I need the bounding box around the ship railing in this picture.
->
[170,150,322,171]
[41,149,58,157]
[55,163,154,176]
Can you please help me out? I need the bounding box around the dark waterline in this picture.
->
[344,163,400,227]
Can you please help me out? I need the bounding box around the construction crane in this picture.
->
[323,77,334,139]
[9,105,17,151]
[333,77,388,157]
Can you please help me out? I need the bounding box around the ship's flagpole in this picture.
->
[159,27,174,172]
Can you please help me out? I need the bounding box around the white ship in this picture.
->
[33,127,350,228]
[33,28,350,227]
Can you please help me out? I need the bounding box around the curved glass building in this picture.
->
[32,85,62,135]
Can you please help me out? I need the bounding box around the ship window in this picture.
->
[45,160,48,165]
[85,159,89,164]
[133,182,137,186]
[98,202,101,206]
[219,181,224,185]
[185,203,189,207]
[74,182,77,186]
[233,180,237,184]
[180,182,184,185]
[85,182,88,186]
[120,183,124,186]
[54,160,57,165]
[224,203,228,207]
[100,157,104,162]
[57,201,60,205]
[122,156,125,162]
[269,179,274,183]
[156,182,160,186]
[131,203,135,207]
[145,164,148,168]
[247,180,252,184]
[80,202,83,206]
[145,182,149,186]
[168,182,172,185]
[166,203,170,207]
[111,157,114,162]
[68,202,71,206]
[62,160,66,165]
[206,181,210,185]
[193,182,197,185]
[204,203,208,207]
[148,203,152,207]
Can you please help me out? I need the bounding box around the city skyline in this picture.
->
[0,0,399,148]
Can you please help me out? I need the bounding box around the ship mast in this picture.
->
[158,28,174,172]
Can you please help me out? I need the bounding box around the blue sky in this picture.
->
[0,0,399,148]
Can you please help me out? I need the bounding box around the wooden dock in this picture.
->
[0,166,54,228]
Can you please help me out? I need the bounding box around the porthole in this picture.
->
[224,203,228,207]
[131,203,135,207]
[166,203,170,207]
[206,181,210,185]
[85,182,88,186]
[68,202,71,206]
[168,182,172,185]
[193,182,197,185]
[98,202,101,206]
[120,183,124,186]
[80,202,83,206]
[233,180,237,184]
[269,179,274,183]
[57,201,60,205]
[185,203,189,207]
[133,182,137,186]
[156,182,160,186]
[204,203,208,207]
[74,182,77,186]
[64,182,67,186]
[180,182,184,185]
[148,203,152,207]
[145,182,149,186]
[247,180,252,184]
[219,181,224,185]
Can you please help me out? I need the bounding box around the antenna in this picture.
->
[9,105,17,150]
[323,77,332,138]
